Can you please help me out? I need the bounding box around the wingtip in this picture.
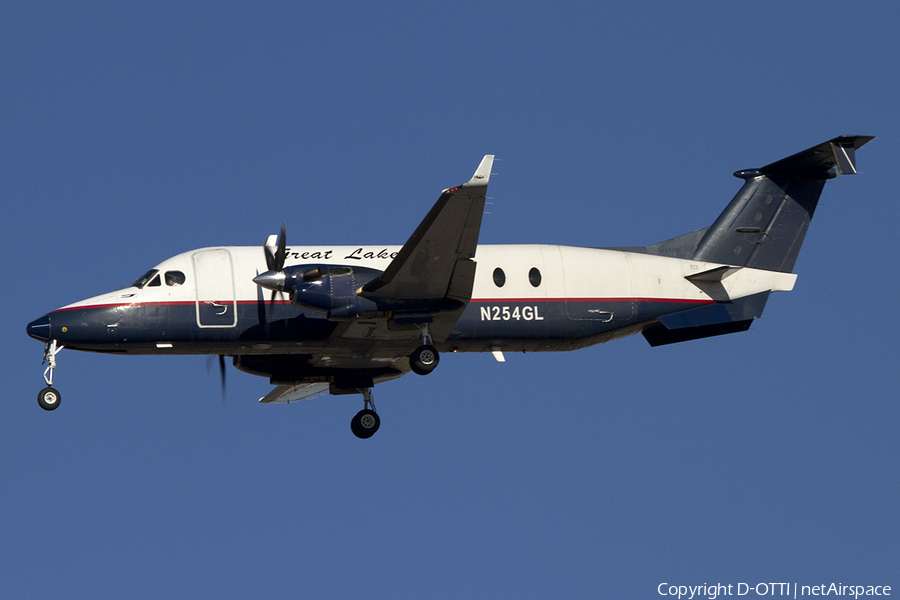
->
[467,154,495,186]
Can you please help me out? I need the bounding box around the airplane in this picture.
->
[27,135,873,438]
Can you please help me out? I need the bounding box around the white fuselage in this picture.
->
[51,243,795,356]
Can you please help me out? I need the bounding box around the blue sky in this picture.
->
[2,2,898,597]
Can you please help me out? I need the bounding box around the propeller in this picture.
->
[254,223,288,305]
[265,222,287,273]
[218,355,226,403]
[206,354,227,405]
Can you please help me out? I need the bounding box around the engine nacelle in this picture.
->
[255,262,459,321]
[283,264,383,318]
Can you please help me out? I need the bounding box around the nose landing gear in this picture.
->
[351,388,380,439]
[38,340,64,411]
[38,387,61,411]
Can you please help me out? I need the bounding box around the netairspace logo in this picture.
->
[657,583,892,599]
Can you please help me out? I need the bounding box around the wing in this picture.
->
[259,382,330,404]
[358,154,494,341]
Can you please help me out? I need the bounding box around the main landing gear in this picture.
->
[351,388,380,439]
[348,327,440,438]
[350,329,440,439]
[38,340,64,411]
[409,323,440,376]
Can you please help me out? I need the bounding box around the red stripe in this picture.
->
[469,297,714,305]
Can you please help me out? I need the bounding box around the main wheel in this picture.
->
[351,409,380,439]
[410,344,440,375]
[38,387,61,411]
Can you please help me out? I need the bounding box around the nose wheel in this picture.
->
[38,340,64,411]
[38,387,61,411]
[351,388,380,439]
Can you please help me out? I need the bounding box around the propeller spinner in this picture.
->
[254,223,288,302]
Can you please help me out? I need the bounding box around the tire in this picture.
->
[38,387,61,411]
[351,409,380,439]
[409,344,440,376]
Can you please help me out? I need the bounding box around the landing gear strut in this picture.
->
[410,323,440,375]
[38,340,63,411]
[350,388,380,439]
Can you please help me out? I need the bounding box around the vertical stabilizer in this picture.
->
[692,135,873,272]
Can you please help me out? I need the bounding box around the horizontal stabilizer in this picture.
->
[760,135,873,178]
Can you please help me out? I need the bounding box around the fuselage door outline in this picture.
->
[193,248,237,328]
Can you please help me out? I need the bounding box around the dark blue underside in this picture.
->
[39,298,710,353]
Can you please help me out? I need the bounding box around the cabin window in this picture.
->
[165,271,186,286]
[492,267,506,288]
[528,267,542,287]
[131,269,159,289]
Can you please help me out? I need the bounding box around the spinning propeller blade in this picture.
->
[264,223,287,272]
[275,222,286,271]
[218,355,227,405]
[206,355,227,405]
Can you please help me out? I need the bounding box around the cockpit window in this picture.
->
[165,271,185,286]
[131,269,159,289]
[148,274,161,287]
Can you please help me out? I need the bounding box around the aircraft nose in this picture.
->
[27,314,51,342]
